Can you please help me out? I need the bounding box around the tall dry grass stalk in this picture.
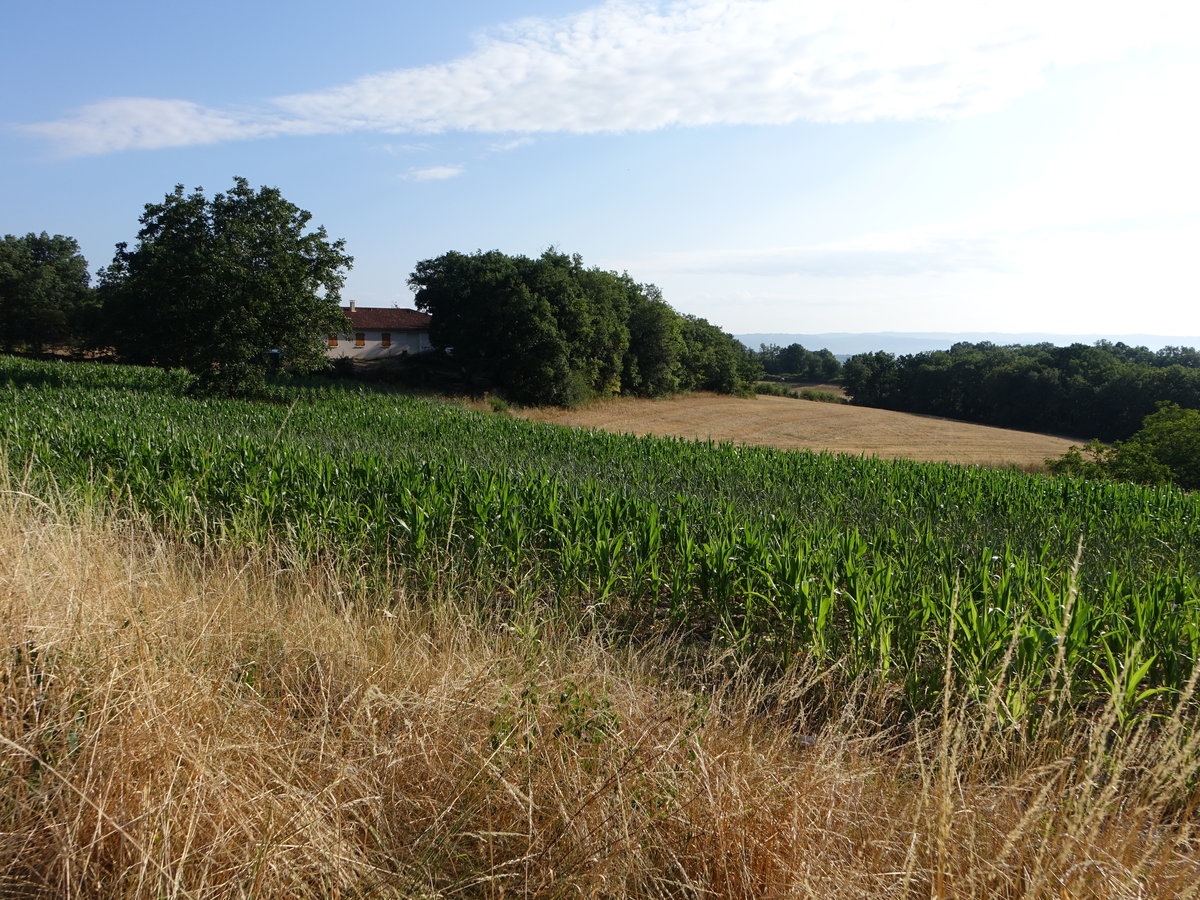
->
[1,478,1198,898]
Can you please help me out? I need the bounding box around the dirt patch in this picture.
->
[516,392,1081,468]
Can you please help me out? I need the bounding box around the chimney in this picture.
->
[349,300,356,312]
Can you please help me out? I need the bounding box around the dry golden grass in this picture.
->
[2,484,1198,898]
[517,392,1080,468]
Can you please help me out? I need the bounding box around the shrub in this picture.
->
[755,383,845,404]
[798,388,844,404]
[1047,402,1199,489]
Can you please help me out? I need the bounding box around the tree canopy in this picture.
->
[842,340,1200,442]
[409,249,756,405]
[0,232,92,354]
[97,177,352,394]
[1047,402,1200,490]
[754,342,842,381]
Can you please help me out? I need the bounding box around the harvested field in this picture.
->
[517,392,1081,467]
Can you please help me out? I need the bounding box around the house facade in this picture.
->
[326,303,433,360]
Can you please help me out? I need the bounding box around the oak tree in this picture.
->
[0,232,92,353]
[98,177,352,394]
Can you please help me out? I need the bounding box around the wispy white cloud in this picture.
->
[488,137,535,153]
[20,98,311,155]
[404,164,465,182]
[370,142,435,155]
[21,0,1199,155]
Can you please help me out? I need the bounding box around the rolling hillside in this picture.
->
[518,391,1080,467]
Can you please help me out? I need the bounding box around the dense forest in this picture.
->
[842,341,1200,442]
[410,249,759,405]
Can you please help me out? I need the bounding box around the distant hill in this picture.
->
[736,332,1200,358]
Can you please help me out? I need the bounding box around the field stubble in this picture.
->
[517,391,1080,467]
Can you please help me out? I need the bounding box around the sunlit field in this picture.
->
[2,356,1199,897]
[517,390,1079,466]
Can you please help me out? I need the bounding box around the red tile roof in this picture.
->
[341,306,431,330]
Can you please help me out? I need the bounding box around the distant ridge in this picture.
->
[735,332,1200,357]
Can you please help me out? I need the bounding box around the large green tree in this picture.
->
[0,232,92,353]
[678,315,760,393]
[408,250,575,405]
[1119,402,1200,489]
[622,281,684,396]
[409,248,753,405]
[1047,402,1200,490]
[97,177,352,394]
[842,350,901,406]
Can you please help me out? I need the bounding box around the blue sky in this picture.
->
[4,0,1198,338]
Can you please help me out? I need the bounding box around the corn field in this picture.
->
[3,356,1199,722]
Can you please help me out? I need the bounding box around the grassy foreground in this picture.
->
[5,356,1200,725]
[2,482,1199,898]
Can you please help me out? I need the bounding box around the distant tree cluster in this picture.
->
[0,232,94,354]
[842,341,1200,441]
[753,342,842,381]
[409,249,759,405]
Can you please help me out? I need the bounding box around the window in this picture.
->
[327,334,338,347]
[355,332,365,347]
[381,332,392,347]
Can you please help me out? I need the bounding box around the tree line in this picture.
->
[2,178,351,395]
[842,341,1200,442]
[409,249,759,405]
[752,342,842,381]
[3,179,757,403]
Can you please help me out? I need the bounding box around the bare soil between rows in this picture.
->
[517,392,1081,468]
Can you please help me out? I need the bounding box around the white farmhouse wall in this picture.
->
[324,305,433,360]
[326,329,432,360]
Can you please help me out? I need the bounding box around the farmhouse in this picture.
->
[326,302,433,360]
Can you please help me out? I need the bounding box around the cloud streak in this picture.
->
[404,165,465,182]
[21,0,1197,155]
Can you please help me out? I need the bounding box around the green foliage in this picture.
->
[754,382,845,403]
[1045,441,1120,482]
[798,388,843,403]
[842,340,1200,441]
[0,233,93,353]
[842,350,899,406]
[622,282,684,396]
[1128,402,1200,489]
[678,315,762,393]
[96,177,352,395]
[409,249,753,405]
[1048,403,1200,490]
[755,342,842,380]
[3,356,1199,728]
